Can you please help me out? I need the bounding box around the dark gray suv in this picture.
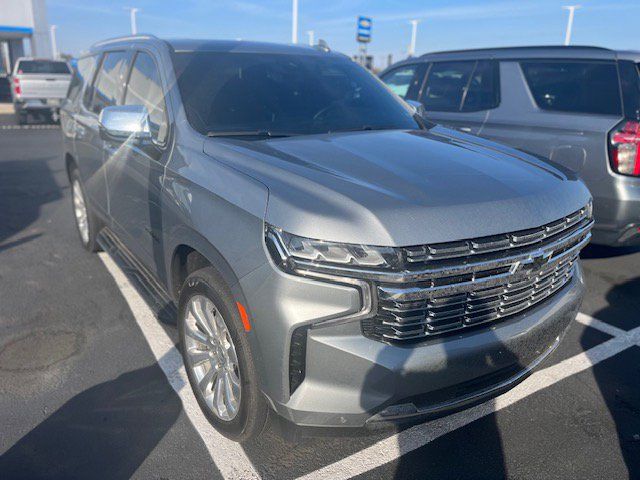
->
[381,46,640,246]
[61,36,592,442]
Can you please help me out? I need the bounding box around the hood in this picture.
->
[203,126,591,246]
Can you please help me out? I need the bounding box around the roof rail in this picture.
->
[421,45,613,57]
[92,34,160,48]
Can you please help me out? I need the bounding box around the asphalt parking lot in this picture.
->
[0,113,639,479]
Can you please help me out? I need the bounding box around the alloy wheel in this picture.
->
[183,295,241,421]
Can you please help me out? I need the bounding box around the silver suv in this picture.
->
[61,36,592,442]
[381,46,640,246]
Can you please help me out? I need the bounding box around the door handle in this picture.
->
[459,127,472,133]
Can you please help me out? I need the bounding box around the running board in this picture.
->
[98,228,177,324]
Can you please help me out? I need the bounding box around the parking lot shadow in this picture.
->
[584,277,640,480]
[0,157,62,252]
[0,364,182,479]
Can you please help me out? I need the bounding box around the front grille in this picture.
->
[362,206,593,343]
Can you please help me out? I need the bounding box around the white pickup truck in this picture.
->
[10,57,72,124]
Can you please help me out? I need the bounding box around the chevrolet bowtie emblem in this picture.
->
[512,250,554,274]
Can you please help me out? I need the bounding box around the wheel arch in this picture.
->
[167,228,243,303]
[65,152,77,181]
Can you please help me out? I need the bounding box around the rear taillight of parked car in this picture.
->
[13,78,21,96]
[610,120,640,177]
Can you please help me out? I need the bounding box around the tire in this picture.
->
[178,266,268,442]
[69,167,101,252]
[16,111,27,125]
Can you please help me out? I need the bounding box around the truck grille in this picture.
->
[362,206,593,343]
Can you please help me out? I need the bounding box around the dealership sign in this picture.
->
[356,16,371,43]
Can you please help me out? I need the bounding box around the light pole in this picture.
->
[50,25,58,59]
[307,30,314,46]
[127,7,140,35]
[562,5,580,46]
[292,0,298,44]
[408,19,420,57]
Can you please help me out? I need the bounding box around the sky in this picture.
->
[47,0,639,69]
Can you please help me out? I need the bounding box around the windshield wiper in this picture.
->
[335,125,399,133]
[206,130,293,138]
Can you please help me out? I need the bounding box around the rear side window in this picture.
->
[619,60,640,120]
[380,64,426,99]
[16,60,70,74]
[420,60,499,112]
[124,51,169,144]
[521,61,621,115]
[89,51,128,115]
[421,61,475,112]
[67,55,97,102]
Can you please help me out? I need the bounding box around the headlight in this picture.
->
[265,225,402,277]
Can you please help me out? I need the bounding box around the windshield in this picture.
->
[171,51,420,136]
[16,60,70,74]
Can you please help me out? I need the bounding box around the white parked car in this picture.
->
[10,57,72,124]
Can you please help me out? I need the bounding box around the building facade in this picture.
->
[1,0,52,74]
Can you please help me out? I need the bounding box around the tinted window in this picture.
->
[90,51,128,115]
[461,60,500,112]
[381,64,423,98]
[67,55,97,102]
[172,52,420,136]
[124,51,169,144]
[619,61,640,120]
[521,61,621,115]
[421,61,475,112]
[16,60,70,74]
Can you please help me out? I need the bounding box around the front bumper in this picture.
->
[241,259,585,429]
[14,98,62,111]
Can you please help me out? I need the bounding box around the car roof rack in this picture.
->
[92,34,160,48]
[421,45,613,57]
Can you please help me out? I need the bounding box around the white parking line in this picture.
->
[298,315,640,480]
[98,252,261,480]
[575,312,628,337]
[0,124,59,130]
[99,248,640,480]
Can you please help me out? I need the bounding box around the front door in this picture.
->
[105,49,171,276]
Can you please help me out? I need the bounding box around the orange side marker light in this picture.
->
[236,302,251,332]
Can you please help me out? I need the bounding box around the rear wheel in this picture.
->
[178,266,268,442]
[69,167,101,252]
[16,110,27,125]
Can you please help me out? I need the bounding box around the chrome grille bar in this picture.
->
[362,206,592,343]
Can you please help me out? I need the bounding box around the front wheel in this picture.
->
[178,266,268,442]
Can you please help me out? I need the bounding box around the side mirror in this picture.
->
[405,99,427,119]
[99,105,151,141]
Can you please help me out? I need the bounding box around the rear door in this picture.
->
[418,60,499,134]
